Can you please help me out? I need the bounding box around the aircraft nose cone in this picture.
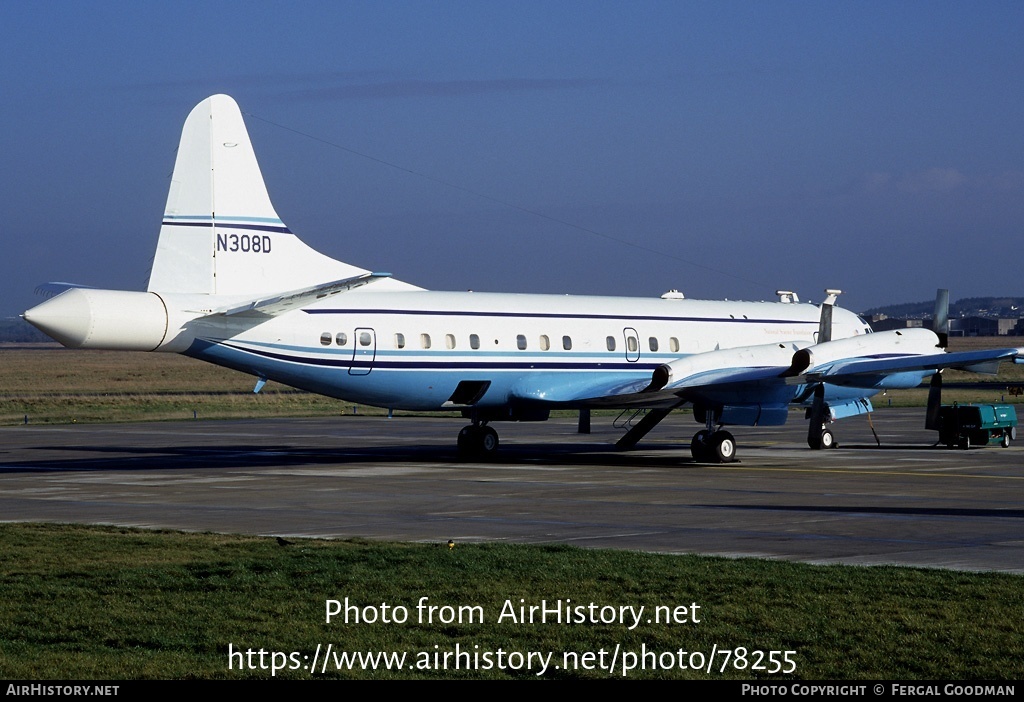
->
[23,290,93,348]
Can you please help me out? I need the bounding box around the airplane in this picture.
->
[22,95,1024,462]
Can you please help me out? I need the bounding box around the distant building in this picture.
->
[869,317,924,333]
[867,315,1023,336]
[950,317,1020,337]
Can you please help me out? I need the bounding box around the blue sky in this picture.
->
[3,1,1023,316]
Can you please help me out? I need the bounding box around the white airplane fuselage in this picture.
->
[198,290,878,410]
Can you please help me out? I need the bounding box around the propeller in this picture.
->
[924,289,949,431]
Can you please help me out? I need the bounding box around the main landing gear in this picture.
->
[457,423,499,459]
[690,429,737,463]
[690,416,737,463]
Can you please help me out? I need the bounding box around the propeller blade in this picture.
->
[817,289,842,344]
[932,288,949,348]
[925,289,949,431]
[925,372,943,431]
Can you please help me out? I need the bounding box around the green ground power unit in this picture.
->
[935,403,1017,449]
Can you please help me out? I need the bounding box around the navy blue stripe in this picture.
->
[219,341,660,371]
[162,221,292,234]
[303,308,811,325]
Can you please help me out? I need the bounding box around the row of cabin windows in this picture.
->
[606,336,680,353]
[321,332,682,353]
[320,331,374,347]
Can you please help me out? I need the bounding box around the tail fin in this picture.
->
[148,95,415,296]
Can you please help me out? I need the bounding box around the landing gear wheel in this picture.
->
[479,426,499,455]
[457,425,500,459]
[457,426,476,456]
[808,427,835,450]
[690,430,711,462]
[710,430,736,463]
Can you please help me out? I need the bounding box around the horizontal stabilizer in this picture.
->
[34,282,96,299]
[214,272,393,317]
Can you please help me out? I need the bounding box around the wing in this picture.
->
[212,272,393,317]
[800,347,1024,386]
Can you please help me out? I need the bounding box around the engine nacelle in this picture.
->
[783,328,941,377]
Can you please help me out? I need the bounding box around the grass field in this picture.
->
[2,338,1023,425]
[1,524,1021,680]
[0,345,370,425]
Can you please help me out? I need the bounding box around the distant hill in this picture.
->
[862,297,1024,319]
[0,317,51,343]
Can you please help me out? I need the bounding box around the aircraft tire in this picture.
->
[457,425,479,458]
[710,430,736,463]
[807,431,822,450]
[457,425,500,459]
[480,426,500,456]
[690,430,711,462]
[820,429,836,450]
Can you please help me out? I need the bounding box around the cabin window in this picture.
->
[539,335,550,351]
[606,336,616,352]
[336,332,348,346]
[649,337,659,352]
[627,336,638,353]
[562,335,572,350]
[395,333,405,349]
[517,334,527,350]
[420,333,431,349]
[470,334,480,350]
[669,337,679,353]
[320,332,332,346]
[446,334,456,350]
[359,332,372,346]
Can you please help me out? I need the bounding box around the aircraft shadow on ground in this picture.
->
[0,441,660,474]
[0,436,984,474]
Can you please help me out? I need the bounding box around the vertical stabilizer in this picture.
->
[148,95,413,296]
